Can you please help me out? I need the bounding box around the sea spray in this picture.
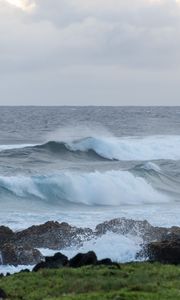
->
[0,170,169,206]
[2,135,180,161]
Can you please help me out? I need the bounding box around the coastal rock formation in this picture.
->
[1,218,180,266]
[33,251,115,271]
[95,218,168,242]
[0,226,14,246]
[0,243,43,266]
[14,221,94,249]
[145,236,180,264]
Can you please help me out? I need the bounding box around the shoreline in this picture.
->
[1,217,180,272]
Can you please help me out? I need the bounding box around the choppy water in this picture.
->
[1,106,180,270]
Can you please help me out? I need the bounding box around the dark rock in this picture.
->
[14,221,93,250]
[33,252,68,271]
[0,243,43,266]
[0,226,14,247]
[69,251,97,268]
[97,258,113,265]
[19,269,30,273]
[33,261,47,272]
[0,288,7,299]
[45,252,68,267]
[146,237,180,264]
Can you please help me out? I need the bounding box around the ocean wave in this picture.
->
[1,135,180,161]
[66,135,180,161]
[0,170,169,206]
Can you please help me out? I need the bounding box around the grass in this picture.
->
[0,263,180,300]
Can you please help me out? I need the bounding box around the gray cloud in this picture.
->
[0,0,180,105]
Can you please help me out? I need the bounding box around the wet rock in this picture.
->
[14,221,94,249]
[0,243,43,266]
[0,288,7,299]
[33,252,68,271]
[95,218,168,243]
[0,226,14,246]
[69,251,97,268]
[1,218,180,267]
[146,237,180,264]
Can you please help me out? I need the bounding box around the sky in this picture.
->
[0,0,180,105]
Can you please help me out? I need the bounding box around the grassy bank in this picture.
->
[0,263,180,300]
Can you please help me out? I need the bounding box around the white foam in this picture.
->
[40,232,142,263]
[140,162,161,172]
[0,170,169,206]
[0,144,35,152]
[67,135,180,161]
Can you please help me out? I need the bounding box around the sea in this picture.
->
[1,106,180,273]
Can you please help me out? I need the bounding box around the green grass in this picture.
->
[0,263,180,300]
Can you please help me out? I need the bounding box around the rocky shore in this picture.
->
[0,218,180,267]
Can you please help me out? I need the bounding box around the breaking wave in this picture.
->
[0,169,170,206]
[1,135,180,161]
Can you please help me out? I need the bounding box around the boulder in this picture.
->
[96,258,113,266]
[146,237,180,264]
[0,243,43,266]
[69,251,97,268]
[45,252,68,267]
[33,252,68,272]
[33,261,47,272]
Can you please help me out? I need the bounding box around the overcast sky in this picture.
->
[0,0,180,105]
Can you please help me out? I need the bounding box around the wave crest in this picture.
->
[0,170,169,206]
[1,135,180,161]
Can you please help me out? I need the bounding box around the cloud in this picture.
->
[0,0,179,105]
[2,0,36,11]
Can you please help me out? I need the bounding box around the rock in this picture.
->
[1,218,180,267]
[33,252,68,271]
[0,288,7,299]
[33,261,47,272]
[146,237,180,264]
[45,252,68,267]
[97,258,113,265]
[95,218,152,236]
[0,226,14,246]
[14,221,93,250]
[19,269,30,273]
[0,243,43,266]
[95,218,169,243]
[69,251,97,268]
